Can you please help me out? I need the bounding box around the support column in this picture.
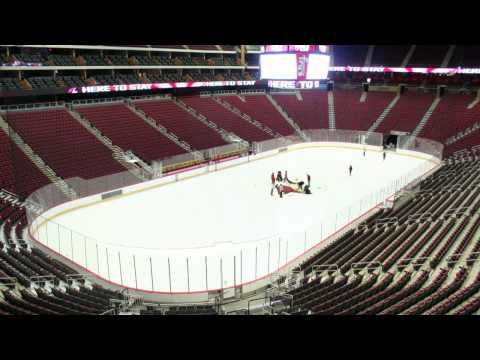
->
[240,45,246,67]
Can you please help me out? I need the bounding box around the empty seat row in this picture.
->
[76,103,186,162]
[5,108,126,182]
[182,96,272,142]
[134,99,227,150]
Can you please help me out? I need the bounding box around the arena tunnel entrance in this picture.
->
[383,134,398,151]
[385,131,412,152]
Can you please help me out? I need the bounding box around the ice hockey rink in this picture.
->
[30,143,440,294]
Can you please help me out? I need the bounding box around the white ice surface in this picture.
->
[36,146,437,292]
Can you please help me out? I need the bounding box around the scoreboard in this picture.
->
[260,45,329,53]
[260,45,331,88]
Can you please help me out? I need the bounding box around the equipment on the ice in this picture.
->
[275,180,312,197]
[273,171,313,197]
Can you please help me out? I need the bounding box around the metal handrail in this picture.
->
[396,256,431,270]
[351,261,383,272]
[0,277,18,286]
[442,207,471,219]
[65,274,89,284]
[226,309,248,315]
[71,97,125,107]
[312,264,339,276]
[30,275,56,283]
[100,308,117,315]
[0,101,65,112]
[408,212,433,222]
[449,251,480,266]
[375,217,399,227]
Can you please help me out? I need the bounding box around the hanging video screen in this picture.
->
[260,54,298,80]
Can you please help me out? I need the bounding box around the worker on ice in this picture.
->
[276,171,283,182]
[270,172,276,196]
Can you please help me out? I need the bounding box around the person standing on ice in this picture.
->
[383,151,386,161]
[276,171,283,182]
[363,148,366,157]
[276,183,285,198]
[270,172,276,196]
[349,165,353,176]
[307,174,311,187]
